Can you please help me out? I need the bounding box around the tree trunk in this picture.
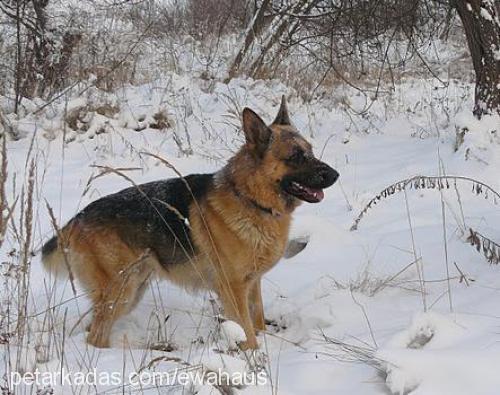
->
[228,0,317,79]
[249,0,317,77]
[453,0,500,117]
[228,0,272,79]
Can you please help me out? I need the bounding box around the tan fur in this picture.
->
[45,187,286,349]
[42,243,68,277]
[42,105,330,350]
[59,224,155,347]
[188,184,291,349]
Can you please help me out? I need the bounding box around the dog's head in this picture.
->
[239,96,339,208]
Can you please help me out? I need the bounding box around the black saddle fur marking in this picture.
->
[44,174,214,269]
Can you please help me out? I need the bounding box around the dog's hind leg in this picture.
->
[87,280,139,347]
[71,229,153,348]
[88,255,154,348]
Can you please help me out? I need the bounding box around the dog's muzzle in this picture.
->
[315,163,339,188]
[281,161,339,203]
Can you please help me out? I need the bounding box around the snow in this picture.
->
[219,321,247,349]
[1,49,500,395]
[380,312,500,395]
[480,8,493,22]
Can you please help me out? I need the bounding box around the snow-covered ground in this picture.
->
[1,70,500,395]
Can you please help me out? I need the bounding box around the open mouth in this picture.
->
[285,181,325,203]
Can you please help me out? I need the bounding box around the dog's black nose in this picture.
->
[318,164,339,187]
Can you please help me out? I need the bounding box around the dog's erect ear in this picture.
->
[271,95,291,126]
[242,108,272,157]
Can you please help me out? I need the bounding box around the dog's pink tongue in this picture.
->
[305,187,324,202]
[314,189,324,202]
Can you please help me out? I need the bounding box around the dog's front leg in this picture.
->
[249,278,266,333]
[218,280,258,350]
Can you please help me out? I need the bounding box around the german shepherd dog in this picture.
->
[42,97,339,350]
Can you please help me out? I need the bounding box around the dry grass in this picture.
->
[0,128,274,394]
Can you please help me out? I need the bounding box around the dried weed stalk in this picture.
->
[467,228,500,265]
[351,175,500,268]
[351,175,500,231]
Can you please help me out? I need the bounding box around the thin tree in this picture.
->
[228,0,272,79]
[452,0,500,117]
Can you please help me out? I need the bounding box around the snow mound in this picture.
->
[219,320,247,349]
[378,312,500,395]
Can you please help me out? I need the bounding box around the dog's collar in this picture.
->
[229,181,281,217]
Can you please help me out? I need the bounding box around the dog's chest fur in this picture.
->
[226,209,290,268]
[190,191,291,281]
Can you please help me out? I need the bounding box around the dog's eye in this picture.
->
[287,149,305,164]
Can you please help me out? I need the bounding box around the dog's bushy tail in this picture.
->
[41,234,68,277]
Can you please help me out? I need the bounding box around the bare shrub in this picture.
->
[128,0,250,38]
[0,0,81,106]
[230,0,453,82]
